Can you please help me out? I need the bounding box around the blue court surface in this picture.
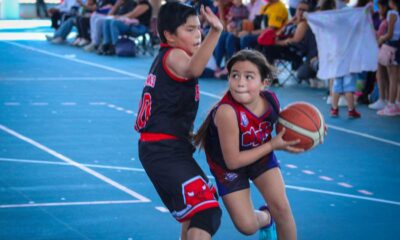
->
[1,20,399,240]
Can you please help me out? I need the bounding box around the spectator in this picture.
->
[214,0,288,78]
[72,0,98,46]
[98,0,152,55]
[335,0,349,9]
[45,0,96,44]
[376,0,400,116]
[369,0,390,110]
[226,0,249,36]
[84,0,117,48]
[36,0,49,18]
[247,0,266,22]
[261,0,315,67]
[47,0,78,30]
[289,0,300,16]
[84,0,136,51]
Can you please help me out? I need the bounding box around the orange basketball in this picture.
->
[276,102,326,151]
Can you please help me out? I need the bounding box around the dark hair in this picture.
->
[194,49,275,150]
[317,0,336,11]
[300,0,317,12]
[378,0,389,18]
[356,0,372,7]
[389,0,400,13]
[226,49,275,81]
[157,1,197,43]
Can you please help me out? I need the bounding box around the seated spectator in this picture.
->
[226,0,249,36]
[84,0,136,51]
[214,0,288,78]
[72,0,98,46]
[36,0,49,18]
[98,0,152,55]
[261,0,315,66]
[84,0,117,47]
[46,0,96,44]
[47,0,78,30]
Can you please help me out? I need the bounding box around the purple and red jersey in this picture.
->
[204,90,280,192]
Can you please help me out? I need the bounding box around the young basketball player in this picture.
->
[195,49,303,240]
[134,2,223,239]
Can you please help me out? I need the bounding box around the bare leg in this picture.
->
[376,64,389,101]
[222,189,262,235]
[345,92,355,110]
[181,221,190,240]
[181,220,212,240]
[254,168,297,240]
[386,66,398,104]
[332,92,340,109]
[187,227,211,240]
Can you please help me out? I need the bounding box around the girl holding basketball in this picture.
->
[194,49,302,240]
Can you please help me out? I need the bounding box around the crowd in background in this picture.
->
[41,0,400,117]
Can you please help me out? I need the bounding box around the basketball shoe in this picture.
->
[377,103,400,116]
[348,109,361,118]
[330,107,339,117]
[258,205,277,240]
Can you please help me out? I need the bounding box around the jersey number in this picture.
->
[136,93,152,130]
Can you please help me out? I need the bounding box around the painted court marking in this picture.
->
[1,157,399,207]
[0,124,150,203]
[0,200,144,209]
[0,77,135,81]
[4,41,400,148]
[0,157,146,172]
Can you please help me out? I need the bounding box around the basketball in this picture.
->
[276,102,326,151]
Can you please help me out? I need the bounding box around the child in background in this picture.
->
[226,0,249,36]
[376,0,400,116]
[195,49,302,240]
[369,0,390,110]
[134,2,223,239]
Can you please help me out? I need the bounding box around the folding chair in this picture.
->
[274,53,304,87]
[133,17,160,57]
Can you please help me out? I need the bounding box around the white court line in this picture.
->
[0,77,136,81]
[326,125,400,147]
[4,42,400,147]
[0,200,143,209]
[0,124,150,203]
[286,185,400,206]
[155,206,169,213]
[1,157,399,207]
[4,41,146,80]
[0,157,145,172]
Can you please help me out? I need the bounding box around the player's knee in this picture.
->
[235,219,259,236]
[188,207,222,236]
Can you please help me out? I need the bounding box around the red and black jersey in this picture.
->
[135,45,200,141]
[205,90,280,170]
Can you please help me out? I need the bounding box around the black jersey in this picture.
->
[205,90,280,170]
[135,45,200,141]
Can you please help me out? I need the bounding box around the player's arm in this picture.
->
[167,6,223,79]
[215,105,296,170]
[189,6,223,77]
[379,13,396,45]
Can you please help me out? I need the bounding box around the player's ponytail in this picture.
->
[194,113,212,150]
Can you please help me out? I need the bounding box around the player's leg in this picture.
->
[253,167,297,240]
[139,140,221,239]
[222,188,268,235]
[185,207,222,240]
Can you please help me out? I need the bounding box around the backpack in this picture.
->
[115,37,136,57]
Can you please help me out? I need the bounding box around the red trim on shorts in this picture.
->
[162,49,188,82]
[176,202,220,223]
[139,132,178,142]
